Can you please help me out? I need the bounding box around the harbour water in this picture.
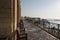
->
[47,20,60,29]
[49,20,60,24]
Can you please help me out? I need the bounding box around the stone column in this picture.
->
[17,0,21,23]
[12,0,21,40]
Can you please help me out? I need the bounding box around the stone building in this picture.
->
[0,0,21,40]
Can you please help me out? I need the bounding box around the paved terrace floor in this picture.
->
[23,20,59,40]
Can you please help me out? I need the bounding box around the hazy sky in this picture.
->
[20,0,60,19]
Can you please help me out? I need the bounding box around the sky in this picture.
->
[20,0,60,19]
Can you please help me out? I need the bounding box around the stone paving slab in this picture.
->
[23,20,59,40]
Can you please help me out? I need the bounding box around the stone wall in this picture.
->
[0,0,11,38]
[0,1,21,40]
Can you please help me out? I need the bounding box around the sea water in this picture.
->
[48,20,60,29]
[49,20,60,24]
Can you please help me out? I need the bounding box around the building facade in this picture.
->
[0,0,21,40]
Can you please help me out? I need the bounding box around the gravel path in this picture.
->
[23,20,59,40]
